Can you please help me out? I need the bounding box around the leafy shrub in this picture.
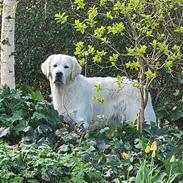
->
[78,123,183,182]
[0,88,64,146]
[0,89,182,182]
[54,0,183,126]
[0,144,104,182]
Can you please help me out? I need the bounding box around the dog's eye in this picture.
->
[64,65,69,69]
[53,64,57,67]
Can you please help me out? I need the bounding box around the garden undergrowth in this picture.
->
[0,88,182,183]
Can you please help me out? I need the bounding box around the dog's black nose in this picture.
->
[56,72,63,77]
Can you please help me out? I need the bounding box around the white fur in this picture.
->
[41,54,156,128]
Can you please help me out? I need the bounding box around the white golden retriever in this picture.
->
[41,54,156,128]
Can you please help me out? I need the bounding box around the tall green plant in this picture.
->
[56,0,182,131]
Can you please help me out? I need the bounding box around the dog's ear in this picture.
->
[41,55,54,78]
[71,57,82,80]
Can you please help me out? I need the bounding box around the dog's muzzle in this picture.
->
[54,72,63,84]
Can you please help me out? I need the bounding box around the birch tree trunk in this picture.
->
[0,0,3,85]
[0,0,16,89]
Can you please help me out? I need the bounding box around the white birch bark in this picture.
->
[0,0,16,89]
[0,0,3,85]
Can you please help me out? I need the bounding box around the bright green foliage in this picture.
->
[126,61,139,70]
[93,83,103,92]
[96,50,107,57]
[145,69,156,79]
[0,143,104,182]
[87,45,95,54]
[94,26,106,39]
[74,0,85,9]
[74,19,88,34]
[55,0,182,124]
[126,45,147,57]
[113,1,125,11]
[54,12,68,25]
[75,41,85,56]
[174,26,183,33]
[105,11,113,20]
[87,6,98,27]
[109,53,119,66]
[116,75,123,87]
[92,95,105,104]
[93,55,102,63]
[107,22,125,34]
[100,0,107,6]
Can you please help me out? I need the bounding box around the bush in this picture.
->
[0,88,64,146]
[0,143,105,182]
[0,89,182,182]
[15,0,77,92]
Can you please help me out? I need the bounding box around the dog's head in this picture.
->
[41,54,82,85]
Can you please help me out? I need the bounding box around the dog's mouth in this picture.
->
[54,76,64,85]
[54,79,64,85]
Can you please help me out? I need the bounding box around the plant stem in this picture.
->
[149,153,155,183]
[167,164,173,183]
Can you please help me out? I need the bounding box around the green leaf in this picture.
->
[93,55,102,63]
[92,95,105,104]
[93,83,102,92]
[100,0,107,6]
[94,26,105,39]
[151,40,157,47]
[74,19,87,34]
[87,45,95,54]
[163,61,173,69]
[87,6,98,27]
[135,162,150,183]
[105,11,113,20]
[32,90,44,101]
[133,82,140,88]
[145,69,156,78]
[174,26,183,33]
[75,41,85,56]
[107,22,125,34]
[157,42,170,56]
[173,89,180,96]
[116,75,123,87]
[172,44,180,51]
[78,58,86,66]
[124,142,132,150]
[13,120,28,133]
[126,61,139,70]
[113,1,125,11]
[31,112,46,120]
[96,50,107,57]
[152,172,167,183]
[74,0,85,9]
[54,13,68,25]
[136,45,147,56]
[109,53,119,66]
[126,47,135,55]
[146,30,152,36]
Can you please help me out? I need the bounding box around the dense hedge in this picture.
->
[15,0,76,91]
